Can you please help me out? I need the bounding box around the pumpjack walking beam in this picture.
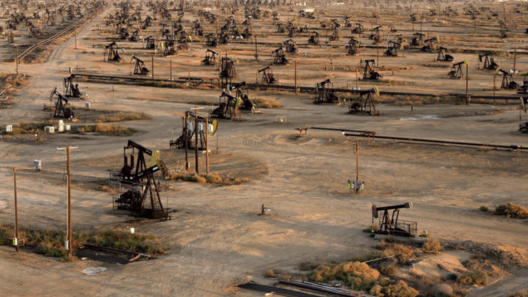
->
[372,202,416,237]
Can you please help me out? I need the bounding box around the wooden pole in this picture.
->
[184,114,189,170]
[74,24,77,49]
[151,54,154,81]
[206,118,209,174]
[66,146,72,259]
[494,73,496,105]
[294,59,297,94]
[170,60,172,80]
[466,63,469,105]
[254,35,258,61]
[356,141,359,194]
[15,45,18,75]
[194,112,199,173]
[188,61,190,81]
[356,69,359,90]
[13,167,18,253]
[514,47,517,73]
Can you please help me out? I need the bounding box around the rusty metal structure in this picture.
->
[448,61,465,79]
[437,47,454,62]
[361,59,382,80]
[131,56,149,75]
[48,88,76,119]
[202,49,218,65]
[384,40,400,57]
[272,47,288,65]
[113,140,171,220]
[479,52,499,70]
[219,56,237,87]
[63,74,82,98]
[349,86,380,116]
[346,38,360,56]
[314,79,339,104]
[372,202,416,237]
[258,66,276,84]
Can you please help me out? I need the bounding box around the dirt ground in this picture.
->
[2,2,528,297]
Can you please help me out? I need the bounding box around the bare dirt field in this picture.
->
[2,1,528,297]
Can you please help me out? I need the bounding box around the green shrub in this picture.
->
[494,203,528,219]
[35,246,67,257]
[480,206,489,212]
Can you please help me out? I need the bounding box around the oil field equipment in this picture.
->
[372,202,417,237]
[369,25,383,43]
[346,38,360,56]
[448,61,465,79]
[202,49,218,66]
[479,52,499,70]
[437,47,454,62]
[384,40,401,57]
[206,34,218,47]
[48,88,76,119]
[258,66,276,84]
[272,47,288,65]
[308,31,320,45]
[361,59,382,80]
[314,79,339,104]
[283,39,297,53]
[422,36,439,52]
[219,56,237,87]
[113,140,170,220]
[171,111,218,150]
[211,82,252,119]
[164,40,177,56]
[352,23,364,34]
[349,86,380,116]
[63,74,82,98]
[518,75,528,94]
[329,28,340,42]
[497,69,519,90]
[145,36,156,49]
[388,24,397,33]
[131,56,149,75]
[105,42,121,62]
[117,140,170,183]
[411,32,425,46]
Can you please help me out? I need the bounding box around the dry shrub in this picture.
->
[264,269,275,278]
[508,292,528,297]
[423,238,442,252]
[494,202,528,219]
[309,261,379,291]
[96,112,150,123]
[384,280,419,297]
[202,173,222,183]
[252,97,283,109]
[457,270,488,286]
[77,124,134,136]
[3,121,56,135]
[178,174,206,183]
[380,264,398,275]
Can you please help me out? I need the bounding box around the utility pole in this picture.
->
[514,47,517,73]
[376,45,379,67]
[355,141,359,194]
[57,145,78,259]
[254,35,258,61]
[494,73,496,105]
[170,60,172,81]
[206,118,209,174]
[356,69,359,90]
[294,59,297,95]
[184,114,189,170]
[466,62,469,105]
[13,167,19,253]
[194,111,199,173]
[15,45,18,76]
[151,54,154,81]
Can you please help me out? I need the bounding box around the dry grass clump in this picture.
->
[457,270,488,286]
[252,97,283,109]
[508,292,528,297]
[494,202,528,219]
[379,264,398,275]
[2,121,56,135]
[310,261,379,291]
[423,238,442,252]
[0,223,166,258]
[369,279,419,297]
[76,124,135,136]
[264,269,275,278]
[171,172,248,185]
[363,224,379,233]
[96,112,150,123]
